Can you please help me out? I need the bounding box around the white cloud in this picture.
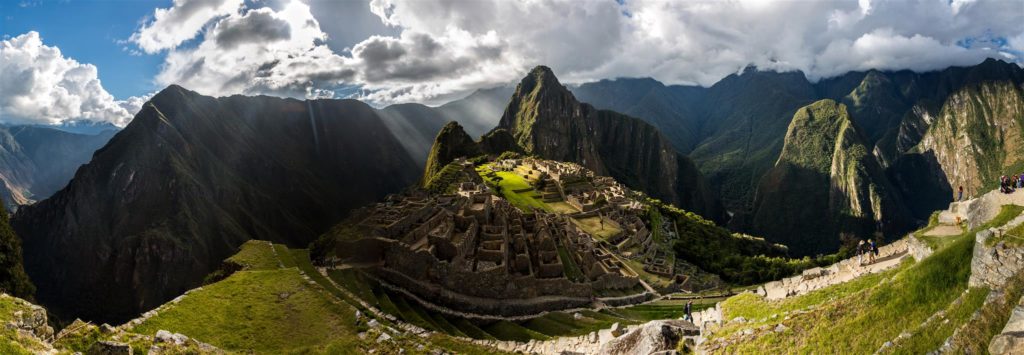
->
[0,32,136,126]
[130,0,243,54]
[133,0,1024,106]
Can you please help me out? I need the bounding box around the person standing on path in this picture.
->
[684,300,693,322]
[857,240,865,266]
[958,185,964,201]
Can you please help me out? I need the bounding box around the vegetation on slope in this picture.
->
[748,99,911,256]
[124,241,507,354]
[649,197,835,285]
[0,205,33,300]
[709,205,1024,353]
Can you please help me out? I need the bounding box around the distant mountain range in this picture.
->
[0,125,117,208]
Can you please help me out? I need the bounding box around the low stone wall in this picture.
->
[755,236,931,301]
[691,302,723,334]
[940,190,1024,230]
[969,212,1024,289]
[373,267,594,317]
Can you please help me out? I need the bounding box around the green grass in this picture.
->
[226,240,281,270]
[557,245,586,282]
[482,321,551,342]
[273,244,297,268]
[889,287,989,353]
[548,201,579,214]
[571,216,622,241]
[950,270,1024,353]
[132,269,358,353]
[1000,222,1024,246]
[451,318,495,340]
[971,205,1024,247]
[477,165,551,212]
[720,263,904,323]
[710,223,981,353]
[328,269,378,306]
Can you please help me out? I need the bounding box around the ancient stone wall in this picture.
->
[968,210,1024,288]
[756,236,931,300]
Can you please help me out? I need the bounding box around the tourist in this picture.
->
[857,240,865,266]
[684,301,693,322]
[868,239,877,264]
[872,239,880,260]
[958,185,964,201]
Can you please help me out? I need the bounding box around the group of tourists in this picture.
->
[857,239,879,266]
[1001,175,1024,194]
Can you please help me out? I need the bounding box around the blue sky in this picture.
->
[2,0,165,98]
[1,0,1021,126]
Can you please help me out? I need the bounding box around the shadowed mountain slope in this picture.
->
[12,85,419,323]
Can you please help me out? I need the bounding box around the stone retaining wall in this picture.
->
[969,212,1024,289]
[755,236,931,301]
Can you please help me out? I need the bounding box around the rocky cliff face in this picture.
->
[750,100,912,256]
[498,66,723,221]
[913,80,1024,198]
[12,85,419,323]
[0,126,115,208]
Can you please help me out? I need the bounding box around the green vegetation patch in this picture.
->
[949,270,1024,353]
[482,320,551,342]
[476,165,550,212]
[225,240,281,270]
[556,245,586,282]
[132,269,358,353]
[571,216,622,241]
[711,225,978,354]
[888,287,989,353]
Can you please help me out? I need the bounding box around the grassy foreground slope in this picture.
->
[124,241,504,354]
[705,205,1024,353]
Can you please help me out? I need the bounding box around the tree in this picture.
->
[0,205,35,300]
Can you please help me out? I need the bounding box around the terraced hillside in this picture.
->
[121,240,505,354]
[698,196,1024,353]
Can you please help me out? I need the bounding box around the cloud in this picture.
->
[131,0,243,54]
[0,32,137,126]
[211,8,292,50]
[135,0,1024,106]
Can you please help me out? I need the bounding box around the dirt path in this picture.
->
[924,224,963,237]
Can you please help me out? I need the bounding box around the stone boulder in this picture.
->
[599,320,699,355]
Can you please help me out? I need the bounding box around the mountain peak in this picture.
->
[518,65,568,97]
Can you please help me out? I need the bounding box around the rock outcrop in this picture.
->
[498,66,723,221]
[970,218,1024,289]
[990,296,1024,354]
[13,85,420,323]
[749,99,913,255]
[599,319,699,355]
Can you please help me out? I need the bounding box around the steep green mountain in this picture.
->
[690,69,820,212]
[11,85,419,323]
[889,61,1024,201]
[0,126,116,208]
[498,66,723,220]
[748,100,912,256]
[566,59,1024,230]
